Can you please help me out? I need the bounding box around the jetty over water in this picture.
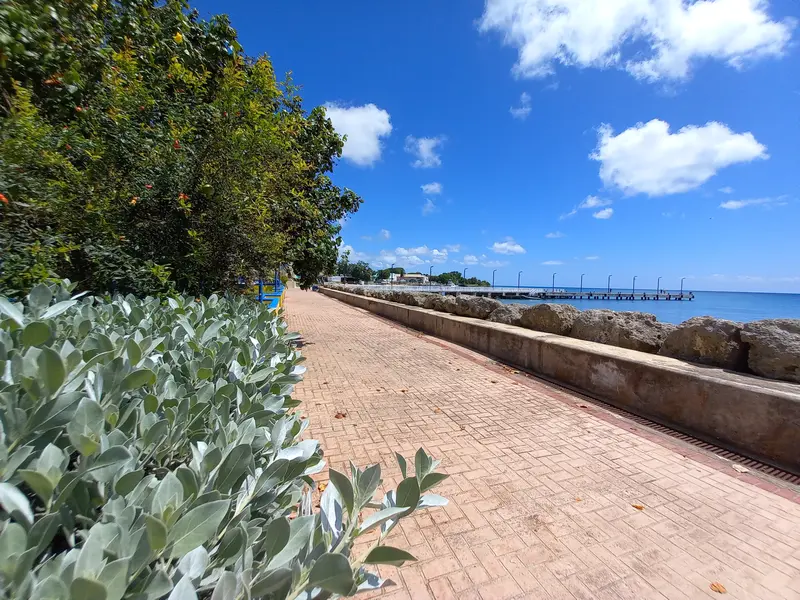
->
[357,285,694,301]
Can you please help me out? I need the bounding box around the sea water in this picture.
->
[499,289,800,324]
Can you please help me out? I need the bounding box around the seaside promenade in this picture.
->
[286,289,800,600]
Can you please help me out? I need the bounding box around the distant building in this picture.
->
[399,272,428,284]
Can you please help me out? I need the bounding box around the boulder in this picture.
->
[453,295,502,319]
[520,303,580,336]
[397,292,431,307]
[658,316,747,370]
[423,294,458,313]
[571,309,675,354]
[487,303,530,326]
[741,319,800,383]
[432,294,458,313]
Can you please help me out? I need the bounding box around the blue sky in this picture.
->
[194,0,799,292]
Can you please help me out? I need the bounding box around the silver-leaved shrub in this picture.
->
[0,282,447,599]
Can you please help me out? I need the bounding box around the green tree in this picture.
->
[0,0,360,295]
[375,267,405,281]
[430,272,489,286]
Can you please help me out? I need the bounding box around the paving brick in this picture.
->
[287,290,800,600]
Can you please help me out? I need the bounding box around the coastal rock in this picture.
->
[741,319,800,383]
[454,295,502,319]
[400,292,431,307]
[571,309,675,354]
[520,303,580,336]
[425,294,458,313]
[659,316,748,370]
[487,304,530,326]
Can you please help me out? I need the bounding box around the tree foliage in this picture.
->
[335,254,373,282]
[430,272,490,287]
[374,268,405,281]
[0,281,447,598]
[0,0,360,296]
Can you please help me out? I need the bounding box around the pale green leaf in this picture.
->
[363,546,417,566]
[308,553,354,595]
[167,499,229,558]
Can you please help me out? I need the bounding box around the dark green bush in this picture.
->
[0,283,446,598]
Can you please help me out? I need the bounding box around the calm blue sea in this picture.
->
[499,288,800,324]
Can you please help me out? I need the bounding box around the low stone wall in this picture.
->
[321,286,800,473]
[327,285,800,384]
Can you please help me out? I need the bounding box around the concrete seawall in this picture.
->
[321,286,800,473]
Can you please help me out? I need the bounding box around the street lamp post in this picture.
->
[429,265,433,289]
[607,274,612,293]
[492,269,497,288]
[657,276,662,295]
[632,275,637,296]
[552,272,557,292]
[390,263,395,288]
[517,271,523,290]
[680,277,686,295]
[580,273,585,295]
[463,267,468,286]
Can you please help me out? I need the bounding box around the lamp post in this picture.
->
[429,265,433,289]
[463,267,468,286]
[390,263,395,288]
[607,274,612,293]
[580,273,585,294]
[517,271,523,290]
[657,276,662,295]
[680,277,686,295]
[632,275,637,296]
[492,269,497,288]
[552,272,557,292]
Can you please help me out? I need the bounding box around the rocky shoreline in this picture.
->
[325,285,800,384]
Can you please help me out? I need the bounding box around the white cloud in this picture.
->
[421,182,443,195]
[405,136,446,168]
[585,255,600,260]
[719,186,735,194]
[405,256,425,266]
[422,198,438,216]
[591,120,768,196]
[545,231,565,238]
[490,237,526,254]
[541,260,563,265]
[431,249,449,263]
[593,208,614,219]
[509,92,532,119]
[560,195,612,219]
[360,235,372,241]
[479,0,794,82]
[396,245,430,256]
[324,103,392,167]
[482,260,509,268]
[719,196,788,209]
[379,229,391,240]
[463,254,480,265]
[445,244,461,253]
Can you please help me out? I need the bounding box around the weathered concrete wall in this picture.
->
[320,286,800,473]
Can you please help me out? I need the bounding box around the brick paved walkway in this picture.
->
[286,290,800,600]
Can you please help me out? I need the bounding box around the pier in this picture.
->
[352,285,694,301]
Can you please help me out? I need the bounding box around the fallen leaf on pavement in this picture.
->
[710,582,727,594]
[433,407,443,414]
[334,411,347,419]
[490,380,497,384]
[632,504,645,511]
[575,497,582,502]
[578,404,588,408]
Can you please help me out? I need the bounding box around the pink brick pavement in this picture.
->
[286,289,800,599]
